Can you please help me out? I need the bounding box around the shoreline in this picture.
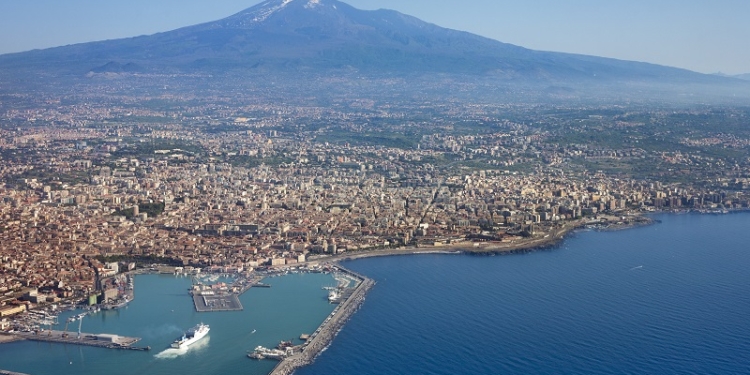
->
[2,210,742,373]
[313,214,656,264]
[264,214,654,375]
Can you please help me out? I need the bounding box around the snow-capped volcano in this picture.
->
[0,0,738,92]
[220,0,342,28]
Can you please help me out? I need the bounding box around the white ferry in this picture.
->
[171,323,210,349]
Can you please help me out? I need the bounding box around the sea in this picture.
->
[2,213,750,375]
[298,213,750,375]
[0,272,337,375]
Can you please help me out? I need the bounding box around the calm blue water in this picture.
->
[299,213,750,375]
[3,213,750,375]
[0,272,336,375]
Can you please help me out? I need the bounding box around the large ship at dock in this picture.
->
[101,295,131,310]
[171,323,209,349]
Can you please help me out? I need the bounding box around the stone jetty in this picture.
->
[268,265,375,375]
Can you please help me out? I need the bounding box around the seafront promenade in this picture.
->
[268,265,375,375]
[315,214,654,263]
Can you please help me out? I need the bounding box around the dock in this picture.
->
[268,264,375,375]
[9,330,149,351]
[192,294,243,312]
[191,275,269,312]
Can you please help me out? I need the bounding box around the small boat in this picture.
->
[328,290,340,303]
[251,329,256,334]
[277,340,293,350]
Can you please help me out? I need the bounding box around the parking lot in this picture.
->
[193,294,243,312]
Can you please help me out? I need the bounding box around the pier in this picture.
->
[268,264,375,375]
[191,274,269,312]
[192,294,243,312]
[9,330,149,351]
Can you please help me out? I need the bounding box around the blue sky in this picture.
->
[0,0,747,74]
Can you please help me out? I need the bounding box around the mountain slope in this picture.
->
[0,0,743,91]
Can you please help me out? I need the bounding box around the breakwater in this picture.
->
[268,265,375,375]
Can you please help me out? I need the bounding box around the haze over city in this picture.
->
[1,0,748,75]
[1,1,750,375]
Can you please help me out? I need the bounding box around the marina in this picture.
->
[0,267,346,375]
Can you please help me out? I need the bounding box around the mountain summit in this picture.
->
[0,0,743,90]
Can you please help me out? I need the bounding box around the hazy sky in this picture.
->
[0,0,747,75]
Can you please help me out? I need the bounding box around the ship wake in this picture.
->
[154,337,210,359]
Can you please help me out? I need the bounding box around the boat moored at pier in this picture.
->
[248,346,289,360]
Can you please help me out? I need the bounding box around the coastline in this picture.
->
[313,214,655,263]
[3,210,741,373]
[263,214,654,374]
[274,212,750,375]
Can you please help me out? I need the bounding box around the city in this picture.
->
[2,96,749,320]
[1,1,750,374]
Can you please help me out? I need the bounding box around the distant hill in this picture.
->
[89,62,144,74]
[0,0,746,102]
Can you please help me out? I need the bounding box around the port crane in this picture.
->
[62,318,72,337]
[76,313,86,339]
[62,313,87,339]
[40,317,57,336]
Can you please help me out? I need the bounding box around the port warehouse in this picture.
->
[82,333,121,343]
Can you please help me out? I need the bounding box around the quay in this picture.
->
[192,294,243,312]
[8,330,149,351]
[191,274,268,312]
[268,264,375,375]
